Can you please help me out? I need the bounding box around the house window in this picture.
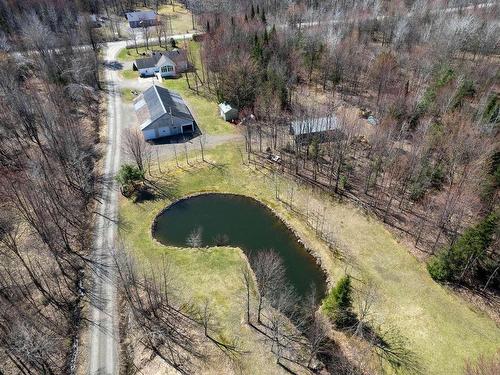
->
[161,66,174,73]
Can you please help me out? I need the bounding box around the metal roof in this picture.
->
[134,85,194,130]
[126,11,157,22]
[218,102,236,113]
[290,116,339,136]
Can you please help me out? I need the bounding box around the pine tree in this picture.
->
[261,9,266,24]
[252,33,263,62]
[251,4,255,19]
[322,275,353,327]
[428,212,499,283]
[263,28,269,45]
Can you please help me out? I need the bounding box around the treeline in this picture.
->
[195,0,499,292]
[0,1,101,373]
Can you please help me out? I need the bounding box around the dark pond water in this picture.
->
[153,193,327,299]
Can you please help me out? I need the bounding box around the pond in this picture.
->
[153,193,327,299]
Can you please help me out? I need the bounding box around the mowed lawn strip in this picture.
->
[119,141,500,374]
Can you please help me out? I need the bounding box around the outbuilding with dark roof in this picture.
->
[134,85,195,140]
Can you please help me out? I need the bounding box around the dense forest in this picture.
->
[0,0,101,373]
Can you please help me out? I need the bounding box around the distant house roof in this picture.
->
[134,49,188,70]
[290,116,339,136]
[134,85,194,130]
[126,11,157,22]
[218,102,237,114]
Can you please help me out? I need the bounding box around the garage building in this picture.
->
[134,85,195,141]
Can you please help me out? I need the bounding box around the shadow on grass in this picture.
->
[349,319,424,374]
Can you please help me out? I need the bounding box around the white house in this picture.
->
[133,50,188,78]
[218,102,238,121]
[134,85,195,141]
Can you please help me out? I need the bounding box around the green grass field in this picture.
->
[117,46,154,62]
[157,2,196,34]
[119,88,139,102]
[119,143,500,374]
[119,69,137,80]
[160,42,234,135]
[134,1,196,35]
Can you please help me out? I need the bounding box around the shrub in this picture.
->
[323,275,353,327]
[116,164,144,197]
[427,255,451,282]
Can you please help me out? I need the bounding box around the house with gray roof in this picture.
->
[126,11,158,28]
[134,85,195,140]
[133,50,189,78]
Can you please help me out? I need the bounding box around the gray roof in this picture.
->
[126,11,157,22]
[290,116,339,136]
[134,50,187,70]
[134,54,163,70]
[134,85,194,130]
[219,102,237,113]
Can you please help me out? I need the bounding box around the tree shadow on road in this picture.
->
[103,60,124,71]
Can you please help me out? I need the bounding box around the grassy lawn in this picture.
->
[157,2,196,34]
[120,88,139,102]
[161,77,234,135]
[160,42,235,135]
[119,69,137,80]
[119,143,500,374]
[134,1,196,35]
[117,46,154,62]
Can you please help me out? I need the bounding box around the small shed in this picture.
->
[219,102,238,122]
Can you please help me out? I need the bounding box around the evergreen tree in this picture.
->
[263,28,269,45]
[428,212,498,283]
[251,4,255,19]
[206,20,210,32]
[252,33,263,62]
[322,275,353,327]
[261,9,266,24]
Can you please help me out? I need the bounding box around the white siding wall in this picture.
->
[139,64,176,78]
[139,67,157,76]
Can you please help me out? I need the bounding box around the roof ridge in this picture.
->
[153,85,167,115]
